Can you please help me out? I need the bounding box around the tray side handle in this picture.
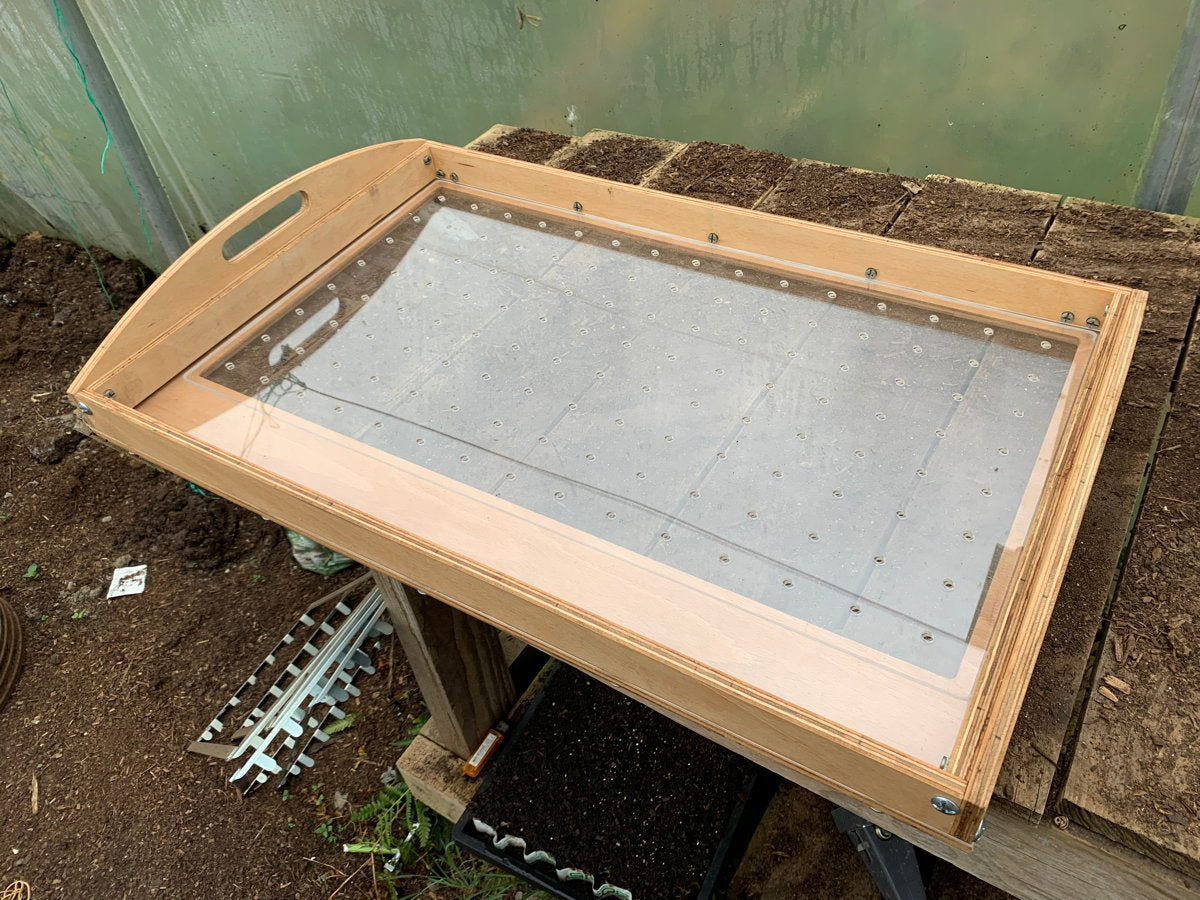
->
[70,139,430,399]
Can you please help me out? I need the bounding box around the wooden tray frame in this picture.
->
[69,140,1144,846]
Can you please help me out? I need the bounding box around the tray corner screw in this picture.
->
[1060,311,1075,323]
[708,232,719,244]
[1086,316,1100,327]
[102,389,116,399]
[422,154,432,165]
[931,796,960,815]
[573,201,583,212]
[450,172,459,183]
[865,266,878,279]
[435,169,445,179]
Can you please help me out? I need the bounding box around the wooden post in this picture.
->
[374,574,514,760]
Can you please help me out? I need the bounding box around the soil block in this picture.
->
[758,160,914,235]
[645,141,792,208]
[474,127,574,164]
[459,664,775,898]
[555,134,676,185]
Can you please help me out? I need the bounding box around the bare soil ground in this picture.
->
[0,235,426,899]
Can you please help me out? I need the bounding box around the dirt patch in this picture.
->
[0,235,426,899]
[646,141,792,208]
[473,127,573,164]
[888,176,1059,262]
[759,161,913,235]
[468,665,759,898]
[555,134,675,185]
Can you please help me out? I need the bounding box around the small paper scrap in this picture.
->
[107,564,147,598]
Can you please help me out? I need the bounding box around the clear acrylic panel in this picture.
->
[151,186,1091,763]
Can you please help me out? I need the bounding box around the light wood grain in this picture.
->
[69,138,1144,845]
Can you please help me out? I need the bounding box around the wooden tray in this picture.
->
[69,140,1144,846]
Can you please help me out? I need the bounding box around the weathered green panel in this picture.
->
[0,10,167,262]
[0,1,1191,264]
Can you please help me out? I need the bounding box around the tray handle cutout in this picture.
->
[221,191,306,261]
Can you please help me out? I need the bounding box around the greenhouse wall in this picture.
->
[0,0,1193,267]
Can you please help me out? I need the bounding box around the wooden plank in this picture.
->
[397,731,475,821]
[1061,326,1200,879]
[375,575,513,760]
[464,123,519,150]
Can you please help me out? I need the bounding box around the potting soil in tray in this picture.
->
[461,664,770,898]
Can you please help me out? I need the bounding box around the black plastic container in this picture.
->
[453,664,779,899]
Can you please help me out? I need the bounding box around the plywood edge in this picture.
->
[70,139,431,400]
[952,288,1147,839]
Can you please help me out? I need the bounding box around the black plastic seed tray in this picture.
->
[453,663,778,899]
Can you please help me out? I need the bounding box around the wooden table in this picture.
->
[387,124,1200,900]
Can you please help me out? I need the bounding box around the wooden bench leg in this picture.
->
[374,573,514,760]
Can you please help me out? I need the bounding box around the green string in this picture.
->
[51,0,161,270]
[52,2,110,175]
[0,74,116,310]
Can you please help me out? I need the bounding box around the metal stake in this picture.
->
[48,0,191,263]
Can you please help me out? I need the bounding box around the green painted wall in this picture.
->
[0,1,1190,265]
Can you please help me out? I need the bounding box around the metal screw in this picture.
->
[931,796,960,815]
[1060,311,1075,323]
[102,389,116,399]
[449,172,459,182]
[422,154,432,165]
[435,169,445,178]
[77,401,92,415]
[573,201,583,212]
[865,267,878,279]
[939,756,949,770]
[1086,316,1100,327]
[708,232,719,243]
[974,820,987,842]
